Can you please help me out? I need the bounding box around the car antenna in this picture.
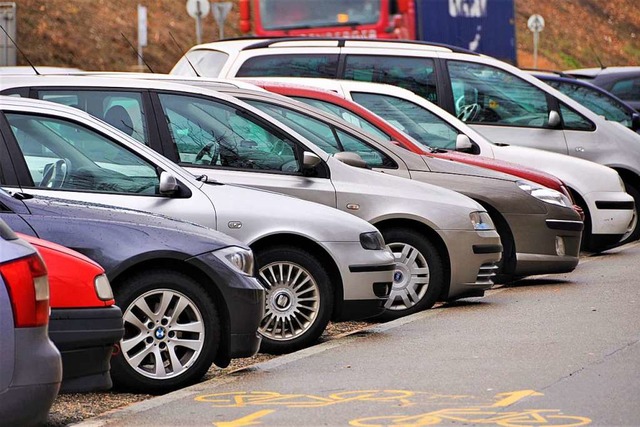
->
[589,45,606,70]
[121,32,155,73]
[169,32,201,77]
[0,25,40,75]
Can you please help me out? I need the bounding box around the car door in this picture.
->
[0,109,217,227]
[440,57,571,155]
[150,91,339,207]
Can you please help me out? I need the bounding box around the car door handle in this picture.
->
[575,147,585,152]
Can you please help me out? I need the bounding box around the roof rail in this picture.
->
[239,37,480,55]
[520,68,573,78]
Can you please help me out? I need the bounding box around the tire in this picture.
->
[111,270,220,394]
[377,228,445,321]
[618,182,640,245]
[255,246,333,355]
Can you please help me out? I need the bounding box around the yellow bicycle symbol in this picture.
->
[350,407,591,427]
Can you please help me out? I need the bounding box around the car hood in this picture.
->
[492,145,626,195]
[420,154,519,182]
[20,194,245,265]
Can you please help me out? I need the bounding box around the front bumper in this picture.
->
[321,241,395,321]
[585,191,635,236]
[441,229,502,300]
[49,306,124,393]
[504,205,584,276]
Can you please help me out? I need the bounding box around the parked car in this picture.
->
[0,219,61,426]
[255,77,635,250]
[0,188,264,394]
[19,232,123,393]
[0,77,503,321]
[565,66,640,111]
[208,83,583,284]
[172,38,640,244]
[0,94,396,355]
[527,70,640,133]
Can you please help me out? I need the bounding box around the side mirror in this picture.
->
[159,171,179,195]
[631,112,640,132]
[334,152,368,169]
[302,151,322,169]
[455,134,473,151]
[548,110,561,128]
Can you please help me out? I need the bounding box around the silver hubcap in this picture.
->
[121,289,205,380]
[386,242,430,311]
[258,261,320,341]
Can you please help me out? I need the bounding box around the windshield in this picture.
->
[259,0,381,30]
[351,92,460,150]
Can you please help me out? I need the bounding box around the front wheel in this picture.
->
[256,246,333,354]
[378,228,445,321]
[111,270,220,394]
[618,182,640,245]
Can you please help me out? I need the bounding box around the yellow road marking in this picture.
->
[492,390,544,407]
[213,409,275,427]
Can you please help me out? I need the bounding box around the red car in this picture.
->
[18,233,124,393]
[254,80,581,214]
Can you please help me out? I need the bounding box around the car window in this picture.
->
[173,49,229,77]
[545,80,631,127]
[447,60,550,128]
[559,103,596,131]
[290,96,392,141]
[236,54,339,78]
[609,77,640,102]
[246,99,395,168]
[158,93,300,173]
[351,92,458,150]
[5,113,160,194]
[37,90,149,145]
[343,55,438,103]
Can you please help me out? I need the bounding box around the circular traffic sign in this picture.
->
[527,14,545,33]
[186,0,210,19]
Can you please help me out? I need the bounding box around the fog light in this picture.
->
[555,236,566,256]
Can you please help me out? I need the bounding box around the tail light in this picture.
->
[0,253,50,327]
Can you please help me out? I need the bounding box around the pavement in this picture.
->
[75,242,640,427]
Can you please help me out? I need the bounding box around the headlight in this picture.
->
[360,231,386,250]
[214,246,254,276]
[94,274,114,301]
[517,180,572,207]
[470,211,495,230]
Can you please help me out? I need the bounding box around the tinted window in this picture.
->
[352,92,458,150]
[237,54,339,78]
[158,94,299,173]
[546,80,631,127]
[448,60,550,128]
[6,113,159,194]
[37,90,149,145]
[246,99,396,168]
[559,103,596,131]
[610,77,640,102]
[343,55,438,102]
[291,96,392,141]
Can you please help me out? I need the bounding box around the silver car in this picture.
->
[0,77,502,321]
[0,95,395,354]
[0,220,62,426]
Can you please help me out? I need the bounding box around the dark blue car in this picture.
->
[0,188,264,394]
[529,70,640,133]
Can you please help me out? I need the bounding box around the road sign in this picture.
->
[186,0,210,18]
[527,14,545,33]
[212,2,233,40]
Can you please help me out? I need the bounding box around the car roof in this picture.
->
[564,66,640,78]
[189,37,478,55]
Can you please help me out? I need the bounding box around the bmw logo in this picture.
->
[154,327,166,340]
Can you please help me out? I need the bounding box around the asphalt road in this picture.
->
[77,242,640,427]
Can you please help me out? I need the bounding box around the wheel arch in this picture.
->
[109,257,233,368]
[372,218,452,301]
[249,233,344,320]
[474,200,516,277]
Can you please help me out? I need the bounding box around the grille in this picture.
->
[476,263,499,285]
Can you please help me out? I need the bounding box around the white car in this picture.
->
[247,77,635,252]
[0,76,503,322]
[171,37,640,246]
[0,94,397,354]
